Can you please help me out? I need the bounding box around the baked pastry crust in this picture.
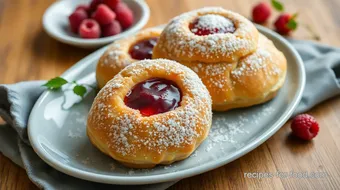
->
[153,7,287,111]
[96,28,162,89]
[180,34,286,111]
[87,59,212,168]
[153,7,259,63]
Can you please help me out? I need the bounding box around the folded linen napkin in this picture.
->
[0,40,339,190]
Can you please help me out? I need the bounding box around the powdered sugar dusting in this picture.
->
[232,49,270,77]
[205,105,275,152]
[68,128,82,138]
[81,157,91,165]
[128,170,135,175]
[190,63,234,91]
[191,14,235,34]
[103,51,130,69]
[205,116,249,152]
[231,35,283,81]
[88,59,212,161]
[181,34,285,107]
[97,28,163,88]
[155,7,258,62]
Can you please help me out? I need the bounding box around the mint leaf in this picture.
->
[287,19,298,30]
[287,14,299,30]
[271,0,284,12]
[73,85,87,98]
[43,77,68,90]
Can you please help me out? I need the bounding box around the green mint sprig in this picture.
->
[286,13,298,30]
[43,77,91,98]
[270,1,320,40]
[271,0,284,12]
[73,85,87,97]
[43,77,68,90]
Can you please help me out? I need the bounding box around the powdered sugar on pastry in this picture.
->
[88,59,212,168]
[231,36,283,79]
[96,28,163,89]
[190,14,235,34]
[155,33,287,110]
[153,7,259,63]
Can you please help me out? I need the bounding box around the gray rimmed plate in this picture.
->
[28,25,305,185]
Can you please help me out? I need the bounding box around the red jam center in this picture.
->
[124,78,182,116]
[129,37,159,60]
[189,14,236,36]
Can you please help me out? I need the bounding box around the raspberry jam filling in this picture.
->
[124,78,182,116]
[129,37,159,60]
[189,14,236,36]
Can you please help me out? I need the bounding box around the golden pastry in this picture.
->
[96,28,162,89]
[87,59,212,168]
[153,7,287,111]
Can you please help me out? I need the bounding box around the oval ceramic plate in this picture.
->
[28,25,305,185]
[43,0,150,48]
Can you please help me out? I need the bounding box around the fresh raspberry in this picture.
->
[102,20,122,37]
[274,13,292,35]
[92,4,116,25]
[75,4,90,13]
[114,2,134,29]
[89,0,104,13]
[252,2,271,24]
[79,19,101,39]
[291,114,319,140]
[103,0,121,10]
[68,10,88,33]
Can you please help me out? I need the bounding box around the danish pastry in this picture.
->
[96,28,162,89]
[153,7,287,111]
[87,59,212,168]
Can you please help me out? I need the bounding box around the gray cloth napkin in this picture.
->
[0,40,340,190]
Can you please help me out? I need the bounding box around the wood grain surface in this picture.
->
[1,0,340,189]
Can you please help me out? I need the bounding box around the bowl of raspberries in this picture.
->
[43,0,150,48]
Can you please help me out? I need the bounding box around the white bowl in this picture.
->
[43,0,150,48]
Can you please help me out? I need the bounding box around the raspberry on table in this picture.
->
[252,2,271,24]
[79,19,101,39]
[291,114,319,140]
[92,4,116,26]
[102,20,122,37]
[68,9,88,33]
[114,2,134,29]
[274,13,292,35]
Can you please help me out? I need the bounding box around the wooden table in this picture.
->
[1,0,340,189]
